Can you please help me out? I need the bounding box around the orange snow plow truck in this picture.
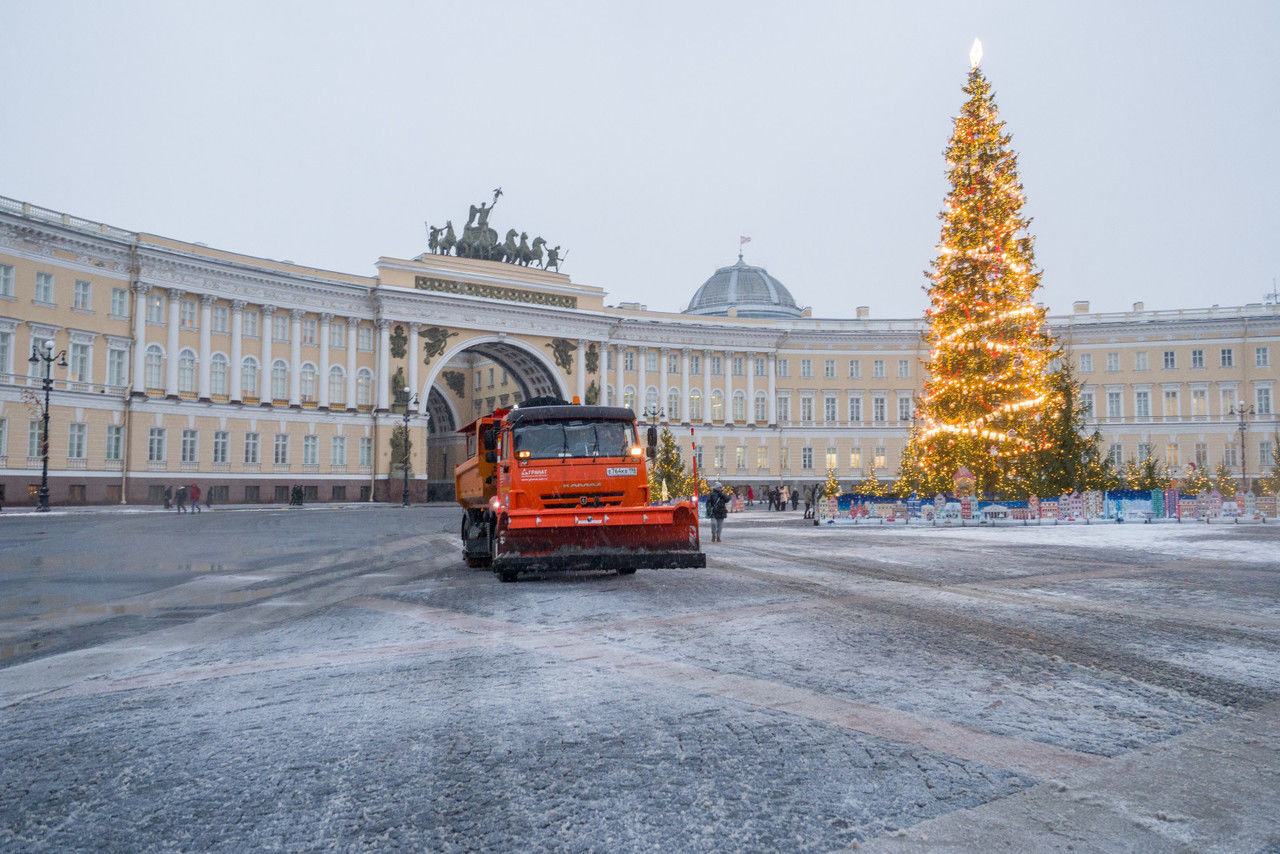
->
[455,396,706,582]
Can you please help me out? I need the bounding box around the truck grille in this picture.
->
[540,491,626,509]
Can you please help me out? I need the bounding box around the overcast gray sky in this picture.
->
[3,1,1277,319]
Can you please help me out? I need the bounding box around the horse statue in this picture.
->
[438,220,456,255]
[523,236,546,268]
[499,229,520,263]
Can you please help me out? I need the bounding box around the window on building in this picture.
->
[849,448,861,470]
[105,424,122,461]
[1134,351,1149,371]
[798,358,811,378]
[35,271,54,304]
[178,349,197,393]
[756,446,767,469]
[801,447,814,470]
[1258,387,1273,415]
[273,433,289,465]
[898,397,913,422]
[874,446,886,469]
[332,436,347,466]
[735,445,746,470]
[301,364,317,403]
[1163,350,1176,370]
[873,395,886,422]
[210,354,228,396]
[688,390,702,421]
[731,356,744,377]
[667,388,681,421]
[0,263,13,297]
[67,423,87,459]
[1108,443,1123,469]
[331,321,345,350]
[1081,392,1094,419]
[180,299,197,329]
[148,427,166,462]
[775,395,789,424]
[1106,390,1122,418]
[271,360,288,401]
[357,325,373,351]
[710,389,723,420]
[359,436,373,467]
[1106,352,1119,372]
[775,358,788,378]
[1191,348,1204,369]
[754,357,766,377]
[645,351,659,373]
[241,357,259,397]
[624,387,637,413]
[1256,346,1270,368]
[897,359,910,379]
[623,350,635,372]
[1194,442,1207,470]
[302,319,317,346]
[272,313,289,342]
[1137,442,1152,463]
[0,329,10,376]
[848,359,861,379]
[821,359,834,379]
[754,390,766,422]
[212,305,229,334]
[1079,353,1093,373]
[1166,442,1180,467]
[73,280,91,311]
[713,445,725,470]
[356,369,373,406]
[1263,441,1274,470]
[848,395,862,423]
[242,309,259,338]
[697,444,706,470]
[69,343,90,382]
[1134,390,1151,418]
[28,420,40,459]
[146,292,165,324]
[731,391,745,422]
[244,432,260,464]
[181,429,198,463]
[1163,390,1178,417]
[329,366,345,405]
[711,355,724,376]
[109,287,128,318]
[303,434,318,466]
[667,353,679,375]
[1223,444,1238,468]
[872,359,885,379]
[145,345,164,389]
[1192,388,1207,416]
[213,431,229,464]
[1220,348,1233,368]
[800,396,814,423]
[824,394,837,423]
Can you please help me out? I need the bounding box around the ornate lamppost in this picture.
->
[400,387,420,507]
[28,340,67,512]
[1229,400,1255,495]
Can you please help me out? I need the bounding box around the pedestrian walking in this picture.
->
[790,488,800,511]
[803,485,814,520]
[175,485,188,513]
[746,486,754,507]
[163,485,172,510]
[189,483,202,513]
[706,481,728,543]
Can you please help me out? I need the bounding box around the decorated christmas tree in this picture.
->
[823,467,840,498]
[648,427,686,500]
[899,41,1059,498]
[1213,461,1238,498]
[1181,462,1213,496]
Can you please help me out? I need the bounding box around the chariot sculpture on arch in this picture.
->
[424,188,566,270]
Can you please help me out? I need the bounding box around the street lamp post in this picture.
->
[28,340,68,512]
[401,387,420,507]
[1229,400,1255,495]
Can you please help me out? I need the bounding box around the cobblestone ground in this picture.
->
[2,505,1279,851]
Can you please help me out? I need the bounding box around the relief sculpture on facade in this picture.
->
[421,326,458,366]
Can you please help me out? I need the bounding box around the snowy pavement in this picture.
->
[2,505,1279,851]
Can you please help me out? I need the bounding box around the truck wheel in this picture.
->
[617,567,637,575]
[499,568,518,583]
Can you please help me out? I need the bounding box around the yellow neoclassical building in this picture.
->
[0,193,1277,507]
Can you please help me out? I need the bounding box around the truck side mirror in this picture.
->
[646,446,655,460]
[646,426,657,448]
[484,451,496,463]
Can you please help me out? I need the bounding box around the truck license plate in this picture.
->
[606,467,637,476]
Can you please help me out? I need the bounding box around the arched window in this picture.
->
[210,353,228,396]
[710,389,724,421]
[689,389,702,422]
[144,344,164,390]
[667,388,681,421]
[754,390,767,423]
[731,390,746,423]
[300,363,317,403]
[645,386,659,416]
[356,368,373,407]
[178,349,197,394]
[271,359,288,401]
[328,365,345,405]
[241,357,259,398]
[623,386,636,413]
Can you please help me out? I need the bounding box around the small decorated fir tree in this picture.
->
[823,467,840,498]
[648,427,685,500]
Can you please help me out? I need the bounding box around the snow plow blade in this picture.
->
[494,502,706,571]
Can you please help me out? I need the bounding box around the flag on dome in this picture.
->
[739,235,751,245]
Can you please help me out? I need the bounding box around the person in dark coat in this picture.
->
[163,485,172,510]
[175,485,188,513]
[706,482,729,543]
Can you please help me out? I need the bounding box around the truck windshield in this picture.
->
[513,419,635,460]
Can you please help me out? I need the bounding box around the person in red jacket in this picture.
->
[189,483,202,513]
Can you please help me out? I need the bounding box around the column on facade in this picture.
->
[680,348,691,424]
[575,339,587,403]
[637,347,648,416]
[318,313,332,409]
[746,351,756,424]
[407,322,421,413]
[229,300,245,402]
[165,288,183,397]
[659,348,670,424]
[728,351,738,420]
[345,318,358,409]
[260,306,275,404]
[376,319,391,411]
[702,349,712,425]
[767,353,777,426]
[198,294,214,400]
[288,309,303,407]
[614,343,625,409]
[131,283,150,392]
